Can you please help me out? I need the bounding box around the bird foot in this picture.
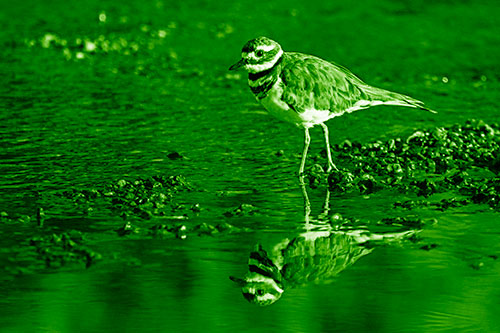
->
[325,163,339,174]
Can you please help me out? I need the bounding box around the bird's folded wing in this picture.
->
[280,54,367,114]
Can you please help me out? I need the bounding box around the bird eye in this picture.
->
[256,50,264,57]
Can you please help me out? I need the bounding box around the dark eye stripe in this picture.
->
[245,48,278,64]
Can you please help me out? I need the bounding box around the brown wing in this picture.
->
[280,52,369,114]
[280,52,435,114]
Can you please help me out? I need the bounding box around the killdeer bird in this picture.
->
[230,228,418,306]
[229,37,435,183]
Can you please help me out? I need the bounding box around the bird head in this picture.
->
[229,243,285,306]
[229,37,283,74]
[230,273,284,306]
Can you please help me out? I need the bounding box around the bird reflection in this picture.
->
[230,185,419,306]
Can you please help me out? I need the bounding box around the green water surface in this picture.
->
[1,0,500,332]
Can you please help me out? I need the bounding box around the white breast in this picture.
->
[299,108,335,127]
[259,78,338,128]
[259,78,303,126]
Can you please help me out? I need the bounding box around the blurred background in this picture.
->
[1,0,500,331]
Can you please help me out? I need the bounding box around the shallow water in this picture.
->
[2,0,500,331]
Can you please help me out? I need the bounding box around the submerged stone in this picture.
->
[56,175,193,220]
[115,222,139,236]
[193,222,218,235]
[223,203,259,217]
[420,244,438,251]
[167,151,184,160]
[5,231,102,275]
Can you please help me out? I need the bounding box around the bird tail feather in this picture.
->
[361,85,437,113]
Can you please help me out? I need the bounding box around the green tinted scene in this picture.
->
[1,0,500,331]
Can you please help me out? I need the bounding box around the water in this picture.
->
[1,0,500,331]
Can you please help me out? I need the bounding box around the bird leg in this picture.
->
[320,123,338,173]
[318,188,331,221]
[298,127,311,185]
[300,182,311,224]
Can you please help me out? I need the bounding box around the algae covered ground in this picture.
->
[1,0,500,331]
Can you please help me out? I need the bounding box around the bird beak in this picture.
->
[229,58,246,71]
[229,276,246,286]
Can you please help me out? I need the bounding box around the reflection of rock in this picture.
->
[231,228,417,306]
